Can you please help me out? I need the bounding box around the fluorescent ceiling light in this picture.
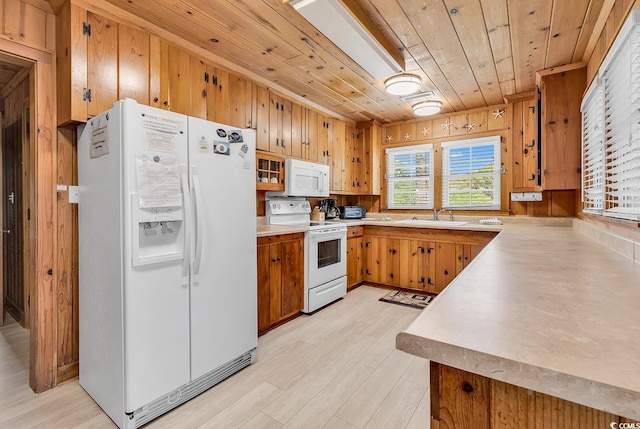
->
[288,0,404,79]
[385,74,422,96]
[413,101,442,116]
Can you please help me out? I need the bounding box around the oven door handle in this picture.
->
[308,229,346,238]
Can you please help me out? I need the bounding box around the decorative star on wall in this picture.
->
[404,133,412,141]
[422,127,430,136]
[386,135,393,143]
[465,123,476,133]
[441,120,452,131]
[493,109,505,119]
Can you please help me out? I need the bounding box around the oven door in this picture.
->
[306,228,347,287]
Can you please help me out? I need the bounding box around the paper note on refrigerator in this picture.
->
[135,154,182,208]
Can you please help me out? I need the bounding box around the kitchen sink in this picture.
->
[394,219,468,226]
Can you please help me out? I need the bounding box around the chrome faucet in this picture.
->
[433,208,446,220]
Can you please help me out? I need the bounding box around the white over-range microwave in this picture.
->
[267,159,330,198]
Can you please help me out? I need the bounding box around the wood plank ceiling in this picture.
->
[98,0,609,123]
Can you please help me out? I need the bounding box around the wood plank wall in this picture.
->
[0,0,58,393]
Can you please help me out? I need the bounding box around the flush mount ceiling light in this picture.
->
[287,0,404,79]
[413,100,443,116]
[384,74,422,96]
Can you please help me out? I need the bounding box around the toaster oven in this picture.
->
[339,206,366,219]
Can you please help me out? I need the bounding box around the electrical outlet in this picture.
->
[510,192,543,202]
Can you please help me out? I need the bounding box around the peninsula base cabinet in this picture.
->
[363,227,497,293]
[257,233,304,335]
[430,362,638,428]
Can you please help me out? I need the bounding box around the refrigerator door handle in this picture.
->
[181,166,192,286]
[192,166,204,283]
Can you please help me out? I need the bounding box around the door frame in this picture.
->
[0,39,57,393]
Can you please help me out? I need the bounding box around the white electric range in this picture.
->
[266,198,347,313]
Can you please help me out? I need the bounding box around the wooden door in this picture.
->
[118,24,150,106]
[398,239,421,290]
[431,242,457,293]
[190,56,207,119]
[364,236,385,284]
[256,243,271,333]
[279,238,303,319]
[228,73,253,129]
[167,45,191,116]
[290,102,303,158]
[305,108,318,161]
[3,120,24,325]
[346,236,359,288]
[269,93,283,154]
[317,113,330,164]
[331,119,345,191]
[385,238,401,286]
[86,11,118,117]
[149,36,170,110]
[268,242,282,326]
[280,98,292,156]
[255,85,270,152]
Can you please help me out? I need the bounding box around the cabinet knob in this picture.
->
[153,97,159,102]
[163,100,169,106]
[444,270,449,275]
[462,381,474,393]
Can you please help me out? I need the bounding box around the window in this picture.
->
[441,136,501,210]
[385,144,434,209]
[581,9,640,221]
[581,78,605,213]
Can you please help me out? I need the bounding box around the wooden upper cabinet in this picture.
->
[56,3,122,125]
[167,45,192,116]
[331,120,346,192]
[190,57,207,120]
[149,36,169,110]
[228,73,255,129]
[317,113,331,164]
[539,67,587,190]
[290,102,304,159]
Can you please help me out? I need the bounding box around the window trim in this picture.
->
[441,135,502,210]
[385,144,434,210]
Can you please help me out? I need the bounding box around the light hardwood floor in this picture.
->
[0,286,430,428]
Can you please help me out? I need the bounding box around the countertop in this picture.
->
[396,223,640,420]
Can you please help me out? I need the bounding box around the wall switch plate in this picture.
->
[510,192,543,202]
[68,186,79,204]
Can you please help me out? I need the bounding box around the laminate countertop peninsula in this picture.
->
[396,222,640,421]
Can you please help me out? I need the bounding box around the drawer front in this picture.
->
[347,226,364,238]
[305,276,347,313]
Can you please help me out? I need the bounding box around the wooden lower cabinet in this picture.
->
[257,233,304,335]
[430,362,637,428]
[363,226,497,293]
[346,226,364,289]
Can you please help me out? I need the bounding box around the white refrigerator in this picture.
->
[77,99,257,429]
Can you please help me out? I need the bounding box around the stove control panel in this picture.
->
[266,198,311,215]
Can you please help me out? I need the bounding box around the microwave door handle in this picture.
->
[181,166,191,286]
[192,166,204,283]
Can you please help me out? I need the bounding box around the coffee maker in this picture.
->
[319,198,339,219]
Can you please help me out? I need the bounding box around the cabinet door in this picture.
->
[269,93,283,153]
[229,73,253,129]
[167,45,191,115]
[346,236,360,288]
[257,243,272,333]
[383,124,401,144]
[305,109,318,161]
[331,119,345,191]
[87,11,118,117]
[280,98,292,156]
[268,242,283,325]
[398,239,421,290]
[118,24,149,106]
[512,98,539,191]
[540,68,586,190]
[431,242,457,293]
[206,66,230,125]
[279,238,303,318]
[190,56,207,119]
[364,236,385,284]
[317,113,331,164]
[385,238,401,286]
[149,36,169,110]
[290,102,304,158]
[255,85,270,152]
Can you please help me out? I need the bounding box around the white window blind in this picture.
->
[441,136,501,209]
[581,78,605,213]
[600,11,640,221]
[385,144,434,209]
